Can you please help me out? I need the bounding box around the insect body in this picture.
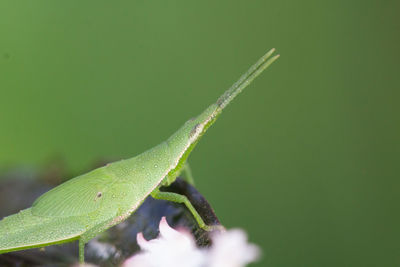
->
[0,49,279,263]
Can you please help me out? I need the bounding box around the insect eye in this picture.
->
[96,192,103,198]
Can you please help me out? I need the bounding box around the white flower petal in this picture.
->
[123,217,206,267]
[123,217,261,267]
[208,229,261,267]
[123,253,153,267]
[136,232,148,248]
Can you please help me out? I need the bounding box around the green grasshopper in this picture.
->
[0,49,279,263]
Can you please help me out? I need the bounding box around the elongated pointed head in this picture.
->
[166,49,279,178]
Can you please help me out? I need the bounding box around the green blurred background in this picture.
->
[1,1,399,266]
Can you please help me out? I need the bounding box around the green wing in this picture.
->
[32,167,115,217]
[0,167,120,254]
[0,208,86,253]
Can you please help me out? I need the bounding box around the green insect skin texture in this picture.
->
[0,49,279,263]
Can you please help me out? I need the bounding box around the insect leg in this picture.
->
[161,162,194,187]
[79,239,85,263]
[78,216,118,264]
[181,162,195,185]
[151,189,223,232]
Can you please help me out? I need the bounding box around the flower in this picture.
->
[123,217,260,267]
[208,229,261,267]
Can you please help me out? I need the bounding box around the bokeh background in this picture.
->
[1,1,399,266]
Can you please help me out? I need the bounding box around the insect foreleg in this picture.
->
[161,162,194,187]
[150,189,223,232]
[180,162,195,185]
